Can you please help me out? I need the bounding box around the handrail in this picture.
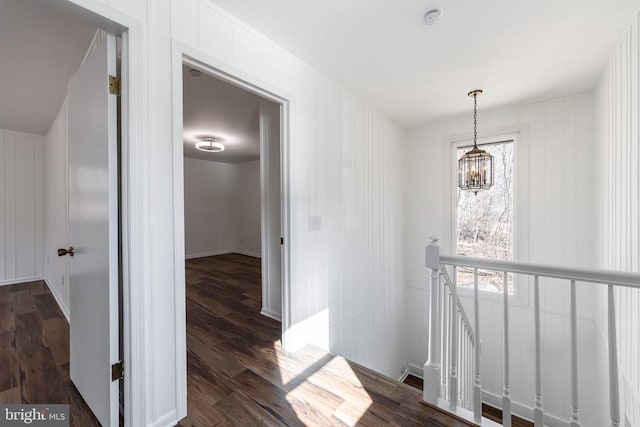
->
[440,254,640,288]
[440,268,475,344]
[426,238,626,426]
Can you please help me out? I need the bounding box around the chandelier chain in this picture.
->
[473,93,478,148]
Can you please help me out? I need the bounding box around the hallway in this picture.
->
[0,255,473,426]
[179,254,472,426]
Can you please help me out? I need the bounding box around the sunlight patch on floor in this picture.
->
[273,342,373,426]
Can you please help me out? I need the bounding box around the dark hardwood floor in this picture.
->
[180,253,474,426]
[0,280,100,426]
[0,255,479,427]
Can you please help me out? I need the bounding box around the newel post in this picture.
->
[424,236,441,404]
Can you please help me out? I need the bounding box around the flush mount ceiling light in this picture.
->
[195,136,225,153]
[423,8,442,25]
[458,90,494,195]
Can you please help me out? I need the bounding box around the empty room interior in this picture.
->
[1,0,640,427]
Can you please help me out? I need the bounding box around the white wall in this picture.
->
[0,128,44,285]
[43,101,70,319]
[173,0,408,381]
[235,159,261,256]
[49,2,640,426]
[595,9,640,426]
[183,157,261,258]
[405,93,604,425]
[48,0,407,425]
[183,157,238,257]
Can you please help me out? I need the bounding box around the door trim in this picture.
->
[170,40,293,420]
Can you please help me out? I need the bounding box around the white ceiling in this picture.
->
[0,0,97,135]
[183,65,268,163]
[210,0,640,127]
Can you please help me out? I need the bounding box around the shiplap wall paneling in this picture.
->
[172,0,409,378]
[596,10,640,425]
[43,102,70,316]
[404,93,603,425]
[0,129,44,285]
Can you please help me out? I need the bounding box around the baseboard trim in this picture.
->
[407,363,425,379]
[185,250,233,260]
[234,250,261,258]
[482,390,567,427]
[405,363,567,426]
[423,398,501,427]
[147,409,178,427]
[186,250,262,260]
[260,308,282,322]
[0,277,43,287]
[44,278,70,323]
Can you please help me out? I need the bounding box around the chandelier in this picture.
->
[458,90,493,195]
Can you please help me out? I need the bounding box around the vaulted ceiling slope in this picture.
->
[0,0,97,135]
[210,0,640,127]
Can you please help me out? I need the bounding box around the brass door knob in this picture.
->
[57,247,75,257]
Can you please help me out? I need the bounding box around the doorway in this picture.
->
[172,50,292,419]
[0,0,138,425]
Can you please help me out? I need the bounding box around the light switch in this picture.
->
[309,216,321,231]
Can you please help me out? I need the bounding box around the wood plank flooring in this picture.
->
[0,280,100,426]
[180,253,474,426]
[0,255,478,427]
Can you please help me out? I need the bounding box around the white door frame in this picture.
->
[170,40,293,418]
[50,1,146,426]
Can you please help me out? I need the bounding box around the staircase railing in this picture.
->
[423,236,640,427]
[439,266,475,412]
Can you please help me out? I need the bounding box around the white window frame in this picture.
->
[446,128,530,305]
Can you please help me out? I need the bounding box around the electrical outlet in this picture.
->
[308,216,321,231]
[240,238,244,246]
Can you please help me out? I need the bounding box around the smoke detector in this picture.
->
[424,9,442,26]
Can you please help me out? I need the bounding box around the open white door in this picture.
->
[66,31,119,427]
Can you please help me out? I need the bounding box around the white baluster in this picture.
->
[468,330,472,409]
[534,276,544,426]
[462,329,467,407]
[473,268,482,423]
[450,266,459,411]
[469,330,473,409]
[608,285,620,427]
[424,237,441,404]
[440,277,447,396]
[503,272,512,427]
[463,328,468,407]
[569,280,581,427]
[444,291,451,399]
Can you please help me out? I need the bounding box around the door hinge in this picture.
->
[280,237,284,245]
[108,75,121,96]
[111,361,124,381]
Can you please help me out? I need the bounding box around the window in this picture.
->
[455,140,514,294]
